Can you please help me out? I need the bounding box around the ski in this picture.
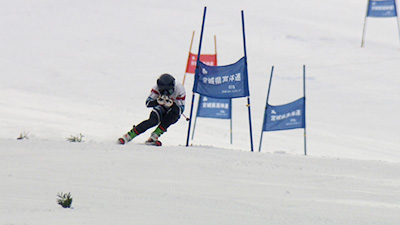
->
[145,139,162,146]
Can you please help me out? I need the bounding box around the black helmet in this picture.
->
[157,74,175,96]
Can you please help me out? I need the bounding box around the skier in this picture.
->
[118,73,186,146]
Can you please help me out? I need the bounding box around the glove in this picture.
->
[164,98,173,107]
[156,95,165,105]
[157,95,174,108]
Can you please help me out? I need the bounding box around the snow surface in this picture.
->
[1,0,400,224]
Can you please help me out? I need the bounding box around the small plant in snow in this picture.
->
[17,131,29,140]
[57,192,73,208]
[67,133,84,142]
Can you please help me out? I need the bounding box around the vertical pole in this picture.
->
[241,10,254,152]
[183,31,195,85]
[395,0,400,45]
[191,96,200,140]
[246,97,254,152]
[397,16,400,46]
[196,7,207,67]
[186,93,196,147]
[213,35,218,68]
[259,66,274,152]
[186,7,207,147]
[303,65,307,156]
[361,0,370,47]
[229,98,233,144]
[214,35,217,60]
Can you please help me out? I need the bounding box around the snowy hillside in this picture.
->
[2,139,400,224]
[1,0,400,224]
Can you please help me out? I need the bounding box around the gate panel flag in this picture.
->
[263,97,305,132]
[186,52,217,74]
[193,57,249,99]
[367,0,398,17]
[197,96,231,119]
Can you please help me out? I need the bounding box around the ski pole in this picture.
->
[182,113,190,121]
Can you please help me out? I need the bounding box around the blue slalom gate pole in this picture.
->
[190,100,199,140]
[396,0,400,45]
[303,65,307,156]
[186,7,207,147]
[259,66,274,152]
[229,98,233,144]
[241,10,254,152]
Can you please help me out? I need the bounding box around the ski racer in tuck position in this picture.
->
[119,74,186,146]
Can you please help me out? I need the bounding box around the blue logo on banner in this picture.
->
[263,97,305,132]
[197,96,231,119]
[368,0,397,17]
[193,57,250,99]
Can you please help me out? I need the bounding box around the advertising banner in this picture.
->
[196,96,231,119]
[367,0,397,17]
[193,57,249,99]
[263,97,305,132]
[185,52,217,74]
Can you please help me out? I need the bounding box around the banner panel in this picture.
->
[193,57,250,98]
[263,97,305,132]
[186,52,217,74]
[368,0,398,17]
[197,96,231,119]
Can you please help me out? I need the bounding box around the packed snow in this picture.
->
[1,0,400,224]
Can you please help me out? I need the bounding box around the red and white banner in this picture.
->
[185,52,217,74]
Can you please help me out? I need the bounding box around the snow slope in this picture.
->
[1,139,400,225]
[1,0,400,224]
